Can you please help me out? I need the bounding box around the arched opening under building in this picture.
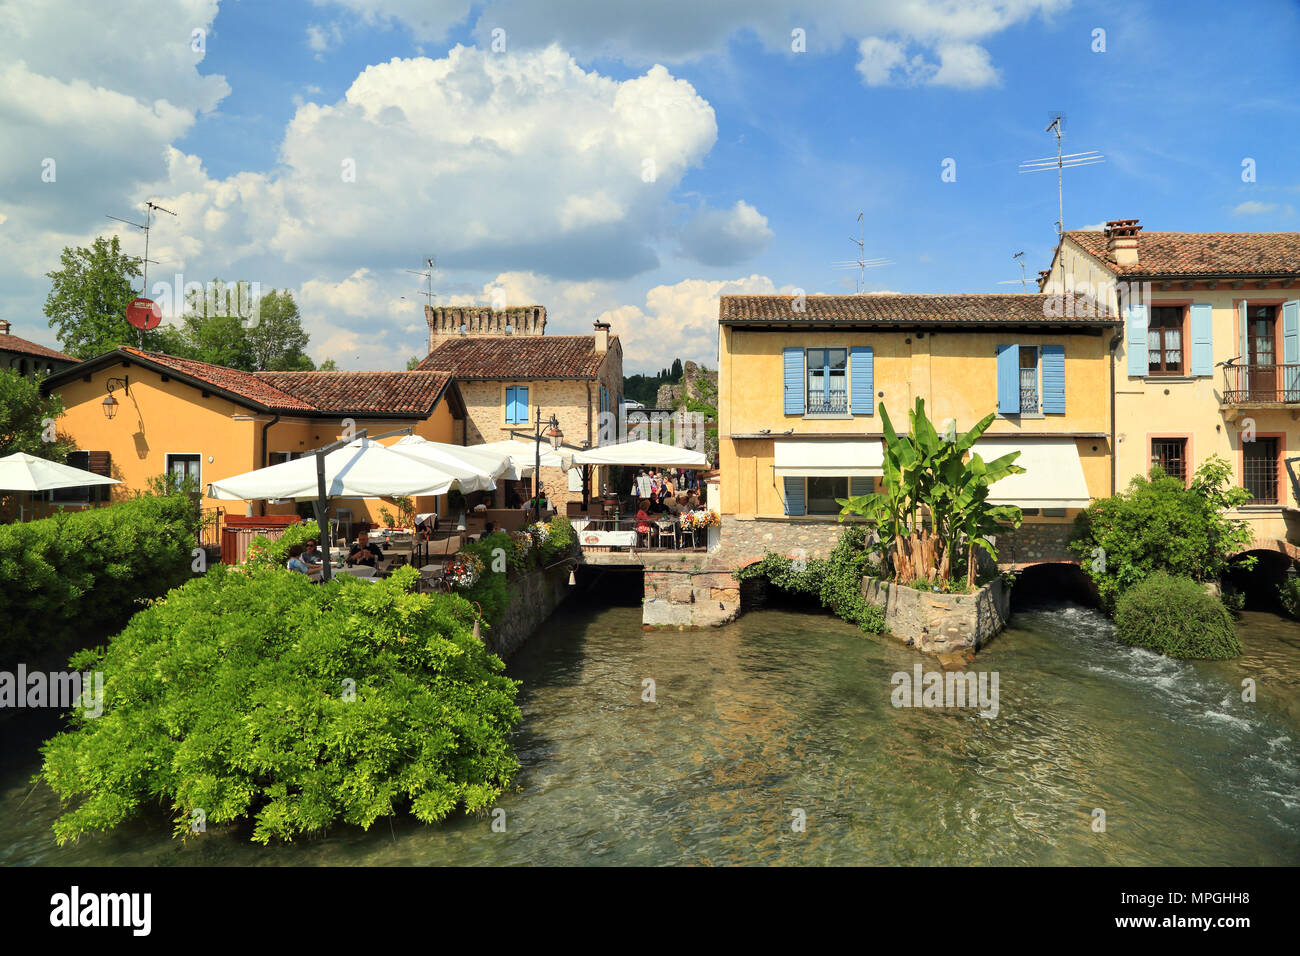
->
[1009,561,1098,612]
[1223,549,1297,613]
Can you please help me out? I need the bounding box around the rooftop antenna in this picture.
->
[106,199,176,345]
[995,251,1029,291]
[1018,114,1103,238]
[831,212,892,292]
[402,256,437,305]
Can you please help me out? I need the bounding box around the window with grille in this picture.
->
[1243,438,1279,504]
[1150,437,1187,482]
[1019,347,1039,414]
[1147,306,1184,374]
[806,348,848,414]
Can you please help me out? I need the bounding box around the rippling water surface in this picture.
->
[2,600,1297,865]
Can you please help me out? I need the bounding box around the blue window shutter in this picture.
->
[995,344,1020,414]
[505,386,516,423]
[850,346,873,415]
[1283,300,1299,397]
[518,386,529,423]
[1125,303,1148,377]
[782,476,805,516]
[783,348,805,415]
[1041,344,1065,413]
[1189,304,1213,376]
[849,475,872,497]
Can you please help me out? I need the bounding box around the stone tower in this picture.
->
[425,305,547,351]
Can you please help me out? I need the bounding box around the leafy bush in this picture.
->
[0,492,200,661]
[245,521,315,569]
[40,565,521,844]
[1113,571,1241,659]
[1071,456,1255,611]
[736,526,886,634]
[1280,575,1300,620]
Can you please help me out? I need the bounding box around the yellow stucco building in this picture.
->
[41,347,465,531]
[715,292,1118,565]
[1042,221,1300,550]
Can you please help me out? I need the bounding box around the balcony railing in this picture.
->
[806,388,848,414]
[1222,363,1300,405]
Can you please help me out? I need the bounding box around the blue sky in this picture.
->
[2,0,1298,372]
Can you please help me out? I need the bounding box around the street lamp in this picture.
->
[533,408,563,521]
[102,376,130,420]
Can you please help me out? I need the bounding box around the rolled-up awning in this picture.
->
[973,438,1091,508]
[773,440,884,478]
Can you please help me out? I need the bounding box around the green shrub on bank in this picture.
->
[0,492,200,659]
[736,526,887,634]
[456,517,577,625]
[40,565,521,844]
[1070,456,1255,611]
[1113,572,1241,659]
[1279,575,1300,620]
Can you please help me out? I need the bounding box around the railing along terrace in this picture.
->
[1221,363,1300,405]
[806,388,848,414]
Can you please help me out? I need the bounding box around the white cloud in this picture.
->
[597,274,784,372]
[307,22,345,55]
[677,200,773,266]
[857,38,1001,88]
[1232,200,1278,216]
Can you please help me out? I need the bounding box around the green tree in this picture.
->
[0,369,75,461]
[247,289,313,371]
[44,236,145,358]
[1070,456,1255,610]
[670,358,683,380]
[405,356,421,370]
[318,357,339,371]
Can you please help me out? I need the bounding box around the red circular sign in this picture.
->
[126,297,162,331]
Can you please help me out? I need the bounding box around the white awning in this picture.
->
[974,438,1091,508]
[773,440,883,477]
[0,452,120,492]
[572,438,708,468]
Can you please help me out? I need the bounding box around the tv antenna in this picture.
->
[832,212,892,292]
[402,256,437,304]
[996,251,1030,290]
[106,200,176,344]
[1018,115,1103,237]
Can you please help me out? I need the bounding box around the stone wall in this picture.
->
[482,563,573,659]
[425,304,547,347]
[990,521,1076,568]
[641,553,740,628]
[710,516,853,568]
[861,576,1010,655]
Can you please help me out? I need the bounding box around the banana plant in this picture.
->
[837,397,1024,589]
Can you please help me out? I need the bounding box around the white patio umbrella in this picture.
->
[388,435,516,482]
[0,451,119,520]
[0,452,121,492]
[573,438,708,468]
[474,437,582,472]
[206,438,464,501]
[384,436,497,493]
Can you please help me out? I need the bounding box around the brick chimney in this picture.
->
[424,305,547,351]
[1104,219,1141,266]
[593,320,610,353]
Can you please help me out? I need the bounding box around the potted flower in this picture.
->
[443,552,484,589]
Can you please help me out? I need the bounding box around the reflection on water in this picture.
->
[1,602,1298,865]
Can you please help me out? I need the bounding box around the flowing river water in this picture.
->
[2,597,1298,865]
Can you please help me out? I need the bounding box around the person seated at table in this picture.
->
[522,484,551,513]
[663,495,686,515]
[635,499,654,536]
[302,539,324,566]
[484,520,496,533]
[347,532,383,567]
[286,544,312,575]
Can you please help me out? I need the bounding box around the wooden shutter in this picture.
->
[850,346,873,415]
[85,451,111,477]
[1283,300,1299,398]
[1125,303,1148,377]
[1040,344,1065,413]
[783,348,804,415]
[782,476,805,516]
[1189,303,1213,376]
[995,344,1020,414]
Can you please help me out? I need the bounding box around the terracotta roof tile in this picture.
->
[0,333,77,362]
[121,348,316,411]
[255,370,451,415]
[719,293,1115,325]
[417,335,616,378]
[1066,230,1300,277]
